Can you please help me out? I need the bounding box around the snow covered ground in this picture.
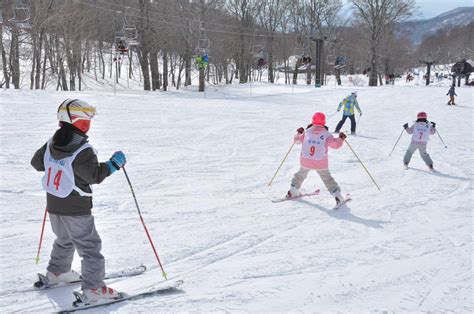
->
[0,80,472,312]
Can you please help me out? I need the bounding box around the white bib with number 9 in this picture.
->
[301,131,328,160]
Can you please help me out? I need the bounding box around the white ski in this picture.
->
[58,279,184,313]
[33,265,147,290]
[272,189,320,203]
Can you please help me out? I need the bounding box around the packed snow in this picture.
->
[0,78,472,312]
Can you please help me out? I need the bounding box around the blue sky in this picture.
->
[414,0,473,19]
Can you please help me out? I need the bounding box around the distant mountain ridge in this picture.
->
[401,7,474,45]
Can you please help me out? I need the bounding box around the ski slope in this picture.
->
[0,81,472,312]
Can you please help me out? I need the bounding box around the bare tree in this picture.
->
[351,0,415,86]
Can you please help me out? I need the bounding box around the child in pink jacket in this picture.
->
[287,112,347,205]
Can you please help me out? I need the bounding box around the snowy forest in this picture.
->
[1,0,472,92]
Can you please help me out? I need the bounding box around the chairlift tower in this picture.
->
[310,34,327,87]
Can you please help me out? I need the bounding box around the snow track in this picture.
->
[0,83,472,312]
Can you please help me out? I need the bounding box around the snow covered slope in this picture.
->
[0,82,472,312]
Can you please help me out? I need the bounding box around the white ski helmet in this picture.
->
[57,99,96,132]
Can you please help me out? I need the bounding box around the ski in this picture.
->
[272,189,320,203]
[33,265,147,290]
[58,279,184,313]
[333,194,351,210]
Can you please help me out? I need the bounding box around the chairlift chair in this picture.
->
[294,48,305,58]
[9,0,32,29]
[198,38,210,50]
[123,26,138,41]
[326,54,335,64]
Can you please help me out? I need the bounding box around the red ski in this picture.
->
[272,189,320,203]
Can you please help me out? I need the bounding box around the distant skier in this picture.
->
[402,111,436,171]
[446,85,457,105]
[287,112,347,206]
[31,99,127,301]
[334,91,362,135]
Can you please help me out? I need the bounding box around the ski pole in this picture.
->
[122,167,168,280]
[436,129,448,148]
[35,207,48,264]
[389,129,405,157]
[344,139,381,192]
[268,142,295,186]
[357,114,362,125]
[327,110,338,118]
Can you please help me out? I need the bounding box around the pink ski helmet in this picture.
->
[312,112,326,126]
[417,112,427,119]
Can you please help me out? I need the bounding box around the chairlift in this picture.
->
[120,8,138,42]
[294,48,305,58]
[198,38,210,50]
[9,0,32,29]
[123,26,138,41]
[335,55,347,69]
[326,54,335,64]
[195,47,207,56]
[251,45,264,58]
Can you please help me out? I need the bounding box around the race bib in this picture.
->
[41,140,92,198]
[411,122,430,143]
[301,131,328,160]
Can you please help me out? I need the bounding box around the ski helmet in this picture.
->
[57,99,96,133]
[417,112,427,119]
[312,112,326,126]
[351,91,357,97]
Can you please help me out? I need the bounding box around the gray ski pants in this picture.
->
[403,142,433,166]
[291,167,341,195]
[47,213,105,289]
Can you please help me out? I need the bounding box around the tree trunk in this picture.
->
[149,50,159,91]
[369,46,378,86]
[185,50,192,86]
[335,68,341,85]
[162,51,168,92]
[137,49,151,91]
[0,24,10,88]
[10,27,21,89]
[35,30,44,89]
[239,34,247,84]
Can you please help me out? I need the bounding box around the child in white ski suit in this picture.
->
[288,112,347,205]
[403,111,436,171]
[31,99,127,301]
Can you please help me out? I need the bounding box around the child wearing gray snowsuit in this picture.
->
[31,99,127,301]
[402,111,436,171]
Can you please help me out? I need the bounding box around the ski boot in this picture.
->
[46,269,81,284]
[286,186,301,199]
[82,286,122,301]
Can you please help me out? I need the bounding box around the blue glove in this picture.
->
[106,151,126,174]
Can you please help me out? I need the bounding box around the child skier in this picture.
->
[402,111,436,171]
[334,91,362,134]
[31,99,127,301]
[446,85,457,105]
[287,112,347,205]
